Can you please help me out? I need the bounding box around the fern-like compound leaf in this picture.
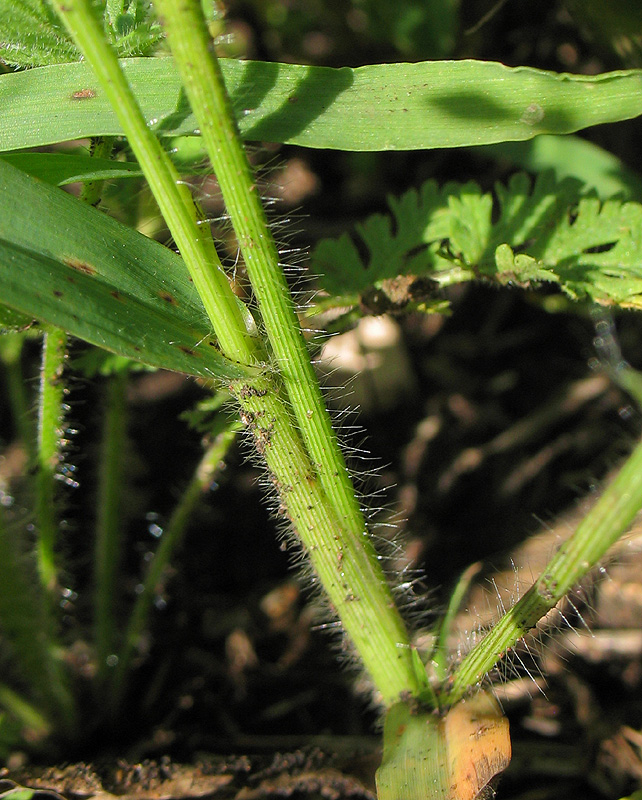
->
[0,0,162,67]
[0,0,81,67]
[311,171,642,313]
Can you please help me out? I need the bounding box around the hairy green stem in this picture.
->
[48,0,256,368]
[151,0,368,541]
[35,326,67,593]
[153,0,431,704]
[231,375,429,704]
[94,371,128,683]
[51,0,427,705]
[447,399,642,703]
[109,419,240,714]
[80,136,115,206]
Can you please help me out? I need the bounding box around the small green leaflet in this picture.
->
[477,135,642,201]
[0,790,35,800]
[0,159,251,381]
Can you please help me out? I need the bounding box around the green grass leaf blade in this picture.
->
[477,135,642,201]
[0,159,250,380]
[2,59,642,152]
[0,152,142,186]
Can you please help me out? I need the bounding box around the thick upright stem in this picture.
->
[153,0,430,704]
[230,375,428,704]
[152,0,367,541]
[51,0,428,706]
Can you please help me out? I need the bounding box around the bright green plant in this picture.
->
[310,171,642,312]
[2,1,642,797]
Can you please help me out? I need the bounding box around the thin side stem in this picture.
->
[447,415,642,704]
[94,371,128,682]
[432,563,481,683]
[0,507,75,732]
[109,419,241,714]
[48,0,257,368]
[35,326,67,594]
[82,128,128,681]
[80,136,115,206]
[0,332,34,460]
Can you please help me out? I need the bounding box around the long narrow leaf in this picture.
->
[0,152,141,186]
[477,135,642,201]
[0,159,251,380]
[1,58,642,152]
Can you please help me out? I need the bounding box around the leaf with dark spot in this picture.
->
[63,257,96,276]
[0,160,252,381]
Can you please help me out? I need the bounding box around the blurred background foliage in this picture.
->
[3,3,642,797]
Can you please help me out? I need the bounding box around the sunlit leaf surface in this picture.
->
[0,159,251,381]
[2,58,642,152]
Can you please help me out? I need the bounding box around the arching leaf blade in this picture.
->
[477,135,642,201]
[0,159,250,381]
[0,152,142,186]
[1,58,642,152]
